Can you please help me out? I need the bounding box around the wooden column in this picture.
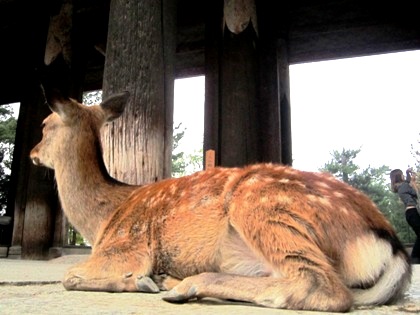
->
[204,0,259,167]
[277,38,292,165]
[256,1,292,165]
[204,0,292,167]
[8,0,87,258]
[220,27,258,166]
[203,0,222,166]
[101,0,175,184]
[9,83,58,259]
[7,1,62,259]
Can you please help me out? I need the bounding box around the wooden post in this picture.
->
[256,1,292,165]
[101,0,175,185]
[205,150,215,169]
[204,0,259,168]
[9,84,58,259]
[7,2,62,258]
[219,26,259,167]
[278,38,292,165]
[203,0,223,167]
[22,165,58,259]
[203,0,293,167]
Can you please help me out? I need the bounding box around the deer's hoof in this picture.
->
[136,275,160,293]
[63,274,84,290]
[163,285,198,303]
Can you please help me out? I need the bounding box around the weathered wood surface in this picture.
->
[204,0,290,167]
[102,0,175,185]
[219,25,259,167]
[10,86,58,259]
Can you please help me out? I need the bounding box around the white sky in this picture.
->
[173,50,420,173]
[290,50,420,172]
[173,76,205,156]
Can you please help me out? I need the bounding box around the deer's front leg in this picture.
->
[63,250,159,293]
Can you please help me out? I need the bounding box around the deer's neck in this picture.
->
[54,138,136,245]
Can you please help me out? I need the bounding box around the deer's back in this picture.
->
[94,164,400,278]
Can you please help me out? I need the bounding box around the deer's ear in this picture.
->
[41,86,78,123]
[100,91,130,122]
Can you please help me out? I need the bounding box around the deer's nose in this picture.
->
[31,156,41,166]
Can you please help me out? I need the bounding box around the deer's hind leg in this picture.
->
[165,213,353,312]
[63,245,160,293]
[164,240,353,311]
[164,267,352,312]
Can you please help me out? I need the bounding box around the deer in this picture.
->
[29,87,412,312]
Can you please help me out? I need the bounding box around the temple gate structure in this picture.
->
[0,0,419,259]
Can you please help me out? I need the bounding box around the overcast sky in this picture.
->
[173,76,205,158]
[174,50,420,173]
[290,50,420,172]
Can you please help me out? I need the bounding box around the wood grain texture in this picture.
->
[102,0,174,185]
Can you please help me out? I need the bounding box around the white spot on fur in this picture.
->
[339,206,349,215]
[283,168,297,175]
[260,196,268,203]
[334,192,345,198]
[307,194,332,208]
[169,183,177,195]
[315,181,331,190]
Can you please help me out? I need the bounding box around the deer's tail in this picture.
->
[341,230,412,305]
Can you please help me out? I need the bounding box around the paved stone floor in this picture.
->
[0,255,419,315]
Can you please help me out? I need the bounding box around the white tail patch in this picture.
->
[353,254,411,305]
[342,233,411,305]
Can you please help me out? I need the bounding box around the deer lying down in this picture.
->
[30,89,411,312]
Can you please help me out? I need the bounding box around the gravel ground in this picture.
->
[0,256,419,315]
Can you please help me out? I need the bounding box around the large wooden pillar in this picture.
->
[5,0,62,259]
[204,0,258,167]
[204,0,292,167]
[20,95,58,259]
[101,0,175,184]
[8,0,86,259]
[8,79,59,260]
[257,1,292,165]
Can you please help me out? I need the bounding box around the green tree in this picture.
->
[320,148,360,183]
[171,123,203,177]
[172,123,187,177]
[321,148,416,243]
[83,90,103,106]
[0,104,17,216]
[67,224,87,246]
[186,148,204,173]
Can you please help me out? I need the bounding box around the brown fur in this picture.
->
[30,90,411,312]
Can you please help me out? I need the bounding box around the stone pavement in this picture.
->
[0,255,419,315]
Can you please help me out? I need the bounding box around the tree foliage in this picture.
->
[320,148,360,183]
[83,90,103,106]
[0,104,17,216]
[171,123,203,177]
[321,148,416,243]
[172,123,186,177]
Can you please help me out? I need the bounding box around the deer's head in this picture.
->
[30,88,130,169]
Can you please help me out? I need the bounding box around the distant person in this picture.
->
[390,168,420,264]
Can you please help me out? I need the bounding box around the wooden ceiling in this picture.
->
[0,0,419,105]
